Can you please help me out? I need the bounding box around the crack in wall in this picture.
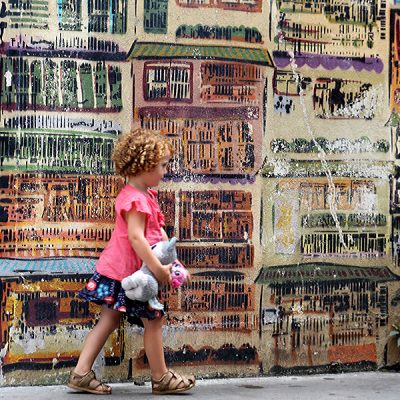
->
[286,50,349,252]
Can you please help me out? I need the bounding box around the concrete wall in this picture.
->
[0,0,400,386]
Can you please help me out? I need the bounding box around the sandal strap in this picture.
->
[152,369,194,392]
[70,370,95,387]
[170,369,192,387]
[70,370,105,391]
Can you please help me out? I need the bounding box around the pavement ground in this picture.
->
[0,371,399,400]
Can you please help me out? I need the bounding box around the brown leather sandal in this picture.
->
[67,370,112,395]
[152,369,195,395]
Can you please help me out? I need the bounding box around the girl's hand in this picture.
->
[155,263,172,285]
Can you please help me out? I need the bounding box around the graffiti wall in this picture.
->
[0,0,399,385]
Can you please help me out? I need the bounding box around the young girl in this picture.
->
[67,129,195,395]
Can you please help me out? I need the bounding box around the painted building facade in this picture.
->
[0,0,399,385]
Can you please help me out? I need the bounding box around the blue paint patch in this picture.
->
[110,0,113,33]
[56,0,63,26]
[0,258,97,274]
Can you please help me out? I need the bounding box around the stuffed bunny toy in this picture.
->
[121,237,188,310]
[170,260,188,289]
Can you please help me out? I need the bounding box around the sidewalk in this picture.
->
[0,372,398,399]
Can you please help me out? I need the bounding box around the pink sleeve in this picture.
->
[148,189,165,226]
[119,196,152,216]
[149,189,165,226]
[158,211,165,227]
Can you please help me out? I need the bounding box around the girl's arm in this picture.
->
[125,208,171,284]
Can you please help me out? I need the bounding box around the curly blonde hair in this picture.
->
[112,129,174,177]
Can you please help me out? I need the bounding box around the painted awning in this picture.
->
[128,42,274,66]
[255,263,400,285]
[261,159,394,179]
[0,257,96,274]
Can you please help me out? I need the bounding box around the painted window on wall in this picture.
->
[79,63,95,109]
[201,62,262,105]
[144,62,192,102]
[8,0,50,29]
[88,0,127,34]
[176,25,263,43]
[31,61,43,108]
[176,0,262,12]
[144,0,168,34]
[61,60,79,109]
[0,57,31,111]
[95,62,107,108]
[57,0,82,31]
[43,59,60,108]
[140,114,255,175]
[0,57,123,111]
[108,65,123,109]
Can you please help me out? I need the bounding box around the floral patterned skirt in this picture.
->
[79,271,165,327]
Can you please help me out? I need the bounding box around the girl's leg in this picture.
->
[141,317,168,381]
[74,307,122,376]
[142,317,195,394]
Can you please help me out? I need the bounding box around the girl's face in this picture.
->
[141,151,171,188]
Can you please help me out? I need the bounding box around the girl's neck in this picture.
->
[127,177,149,193]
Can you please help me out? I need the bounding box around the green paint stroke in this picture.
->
[80,63,95,109]
[95,62,107,108]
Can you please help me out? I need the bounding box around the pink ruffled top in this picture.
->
[96,185,165,281]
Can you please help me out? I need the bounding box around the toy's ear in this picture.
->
[167,237,177,250]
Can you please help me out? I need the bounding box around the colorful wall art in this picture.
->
[0,0,400,385]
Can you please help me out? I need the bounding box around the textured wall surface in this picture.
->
[0,0,400,386]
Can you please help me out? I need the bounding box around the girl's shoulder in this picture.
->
[116,185,151,214]
[116,184,142,200]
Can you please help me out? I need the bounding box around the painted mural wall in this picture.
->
[0,0,399,386]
